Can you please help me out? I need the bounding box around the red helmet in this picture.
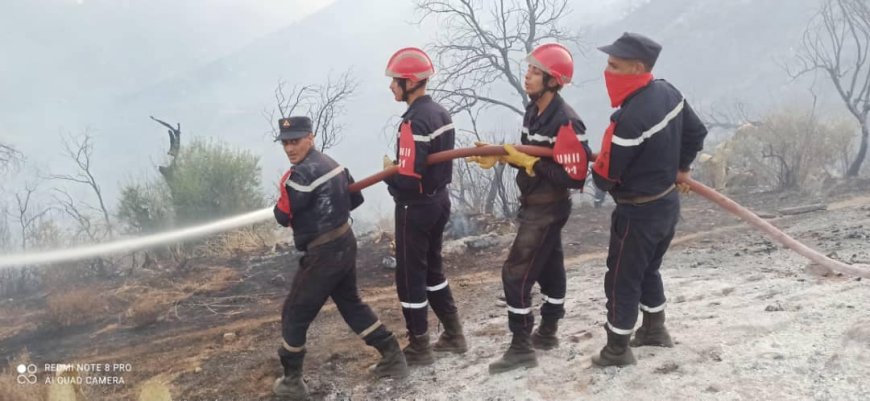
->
[525,43,574,86]
[385,47,435,82]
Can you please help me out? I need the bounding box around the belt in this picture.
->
[307,223,351,249]
[616,185,676,206]
[519,190,570,206]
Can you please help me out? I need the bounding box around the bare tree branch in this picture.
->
[417,0,580,114]
[312,70,358,152]
[0,143,22,171]
[267,70,357,152]
[52,188,99,242]
[697,101,762,130]
[49,132,113,238]
[13,182,52,251]
[418,0,576,216]
[791,0,870,176]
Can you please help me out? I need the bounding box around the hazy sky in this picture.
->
[0,0,334,102]
[0,0,833,233]
[0,0,633,181]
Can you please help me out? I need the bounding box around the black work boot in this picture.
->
[592,326,636,367]
[488,332,538,374]
[433,312,468,354]
[531,317,559,350]
[403,332,435,365]
[274,350,308,399]
[372,334,410,379]
[630,311,674,348]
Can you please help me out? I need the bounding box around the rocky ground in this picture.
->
[1,184,869,401]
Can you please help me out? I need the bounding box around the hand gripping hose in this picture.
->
[1,144,868,278]
[352,145,870,279]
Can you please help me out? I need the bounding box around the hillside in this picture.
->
[2,183,868,400]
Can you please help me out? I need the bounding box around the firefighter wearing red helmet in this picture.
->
[383,47,468,366]
[469,42,592,374]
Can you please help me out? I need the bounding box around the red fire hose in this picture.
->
[349,144,554,192]
[350,145,870,279]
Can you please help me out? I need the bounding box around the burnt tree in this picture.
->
[416,0,580,216]
[150,116,182,180]
[793,0,870,176]
[265,70,357,152]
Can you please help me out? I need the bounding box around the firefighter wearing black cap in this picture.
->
[382,47,467,365]
[469,43,592,374]
[591,32,708,367]
[271,116,409,398]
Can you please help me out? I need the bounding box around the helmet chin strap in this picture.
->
[399,78,426,102]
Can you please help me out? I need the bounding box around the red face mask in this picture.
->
[604,71,653,108]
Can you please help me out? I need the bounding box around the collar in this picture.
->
[526,92,564,127]
[401,95,433,119]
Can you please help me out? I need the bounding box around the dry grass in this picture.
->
[46,366,90,401]
[367,212,396,254]
[108,267,238,330]
[137,378,172,401]
[193,224,276,258]
[44,288,108,329]
[126,296,169,329]
[373,213,394,236]
[173,267,238,295]
[0,350,46,401]
[110,285,171,327]
[0,304,39,339]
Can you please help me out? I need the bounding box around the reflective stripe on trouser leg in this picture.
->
[359,320,383,338]
[502,203,570,335]
[427,280,458,322]
[326,245,392,346]
[542,294,565,305]
[425,195,459,320]
[538,234,567,321]
[506,303,534,335]
[401,300,429,309]
[604,210,641,332]
[639,208,677,313]
[506,305,532,315]
[503,203,571,335]
[282,339,305,353]
[357,320,391,346]
[605,197,679,331]
[400,301,429,336]
[607,321,634,335]
[639,302,666,313]
[395,203,432,336]
[426,280,448,292]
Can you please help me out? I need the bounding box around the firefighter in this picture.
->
[382,47,468,365]
[591,32,708,367]
[469,43,592,374]
[272,116,409,399]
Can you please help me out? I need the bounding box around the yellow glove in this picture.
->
[466,141,502,169]
[503,144,539,176]
[676,183,691,194]
[383,155,396,171]
[675,170,692,194]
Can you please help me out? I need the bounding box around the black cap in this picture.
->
[598,32,662,68]
[276,116,313,141]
